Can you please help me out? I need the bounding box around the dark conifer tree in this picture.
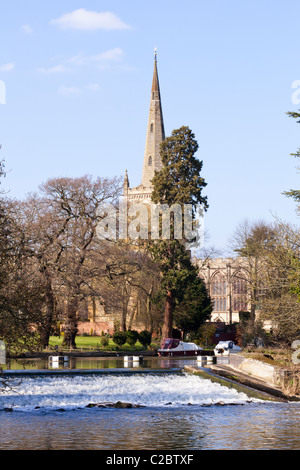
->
[149,126,210,342]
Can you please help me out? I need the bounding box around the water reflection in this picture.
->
[1,355,300,450]
[1,403,300,450]
[4,356,201,371]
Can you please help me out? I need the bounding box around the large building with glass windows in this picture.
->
[197,257,249,324]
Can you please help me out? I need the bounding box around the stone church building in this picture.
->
[197,257,249,325]
[77,52,250,336]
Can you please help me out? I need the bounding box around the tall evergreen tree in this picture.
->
[173,276,213,338]
[151,126,208,213]
[282,111,300,304]
[149,126,209,342]
[283,111,300,210]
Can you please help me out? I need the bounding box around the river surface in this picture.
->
[1,356,300,450]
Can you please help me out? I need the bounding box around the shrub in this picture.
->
[113,331,127,347]
[100,336,109,347]
[138,330,152,349]
[126,330,139,346]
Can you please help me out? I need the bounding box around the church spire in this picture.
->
[123,169,129,195]
[141,49,165,188]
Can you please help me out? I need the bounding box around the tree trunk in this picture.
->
[146,284,154,334]
[161,290,174,343]
[62,300,78,349]
[120,280,130,332]
[39,268,56,349]
[146,294,153,334]
[128,301,138,330]
[40,300,55,349]
[250,286,257,327]
[120,298,128,332]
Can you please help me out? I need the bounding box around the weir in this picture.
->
[0,368,259,413]
[1,354,284,403]
[2,367,183,377]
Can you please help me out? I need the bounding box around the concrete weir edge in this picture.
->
[183,364,299,402]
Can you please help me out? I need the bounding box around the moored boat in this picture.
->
[158,338,203,357]
[214,340,242,356]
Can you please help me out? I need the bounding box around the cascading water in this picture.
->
[2,371,300,451]
[0,372,262,412]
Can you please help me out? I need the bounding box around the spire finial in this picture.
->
[123,169,129,193]
[154,46,157,62]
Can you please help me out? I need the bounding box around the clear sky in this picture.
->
[0,0,299,254]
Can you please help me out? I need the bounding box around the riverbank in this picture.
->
[184,353,300,402]
[13,350,158,359]
[184,365,286,401]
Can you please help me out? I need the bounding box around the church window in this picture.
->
[211,273,227,312]
[150,123,154,132]
[232,274,247,311]
[148,156,152,166]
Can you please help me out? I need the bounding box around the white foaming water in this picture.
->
[0,373,261,411]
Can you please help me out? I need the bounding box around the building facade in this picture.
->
[197,257,249,324]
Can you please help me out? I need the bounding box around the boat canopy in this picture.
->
[160,339,180,350]
[160,338,202,351]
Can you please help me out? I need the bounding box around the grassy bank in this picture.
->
[242,348,294,367]
[48,335,158,352]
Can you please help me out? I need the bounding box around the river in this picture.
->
[0,357,300,450]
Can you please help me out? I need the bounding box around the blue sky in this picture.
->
[0,0,299,254]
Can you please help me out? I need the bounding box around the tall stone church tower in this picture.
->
[124,50,165,201]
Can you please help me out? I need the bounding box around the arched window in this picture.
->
[148,156,152,166]
[232,273,247,311]
[211,273,227,312]
[150,123,154,133]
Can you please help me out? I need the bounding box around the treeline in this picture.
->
[0,126,213,355]
[1,114,298,355]
[0,173,170,354]
[0,173,123,353]
[231,109,300,347]
[230,219,300,346]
